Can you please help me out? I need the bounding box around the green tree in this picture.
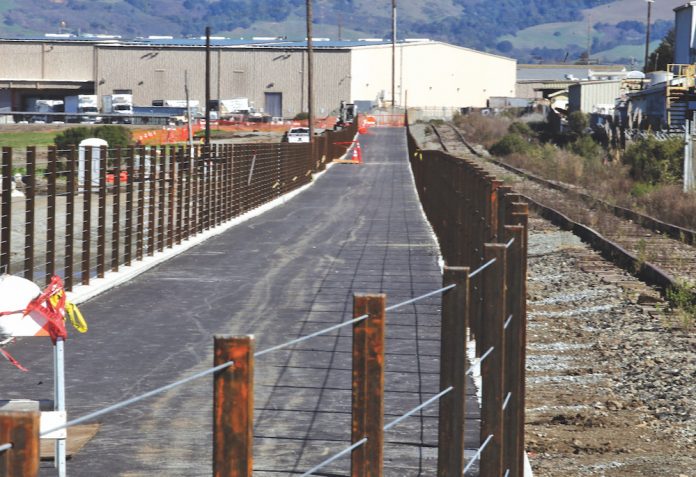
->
[647,28,674,72]
[623,135,683,184]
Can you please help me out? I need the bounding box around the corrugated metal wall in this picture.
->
[0,41,93,80]
[568,81,622,113]
[94,46,351,117]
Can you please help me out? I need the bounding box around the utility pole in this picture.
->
[644,0,654,73]
[392,0,397,108]
[205,26,211,146]
[306,0,314,143]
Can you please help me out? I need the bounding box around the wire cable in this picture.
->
[502,392,512,411]
[463,434,494,475]
[255,284,457,358]
[40,360,235,437]
[466,346,495,375]
[254,314,369,357]
[469,258,496,279]
[383,386,453,431]
[300,437,367,477]
[384,284,455,313]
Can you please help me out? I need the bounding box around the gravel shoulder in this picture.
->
[525,216,695,476]
[414,124,695,475]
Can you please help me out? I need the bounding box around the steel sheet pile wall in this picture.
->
[0,122,355,289]
[407,124,530,476]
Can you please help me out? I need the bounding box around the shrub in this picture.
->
[623,136,683,184]
[567,111,589,137]
[508,121,533,138]
[568,135,603,162]
[54,125,132,150]
[490,133,530,156]
[293,112,309,120]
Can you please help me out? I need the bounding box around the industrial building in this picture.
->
[0,36,516,119]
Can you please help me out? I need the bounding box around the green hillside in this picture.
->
[0,0,680,64]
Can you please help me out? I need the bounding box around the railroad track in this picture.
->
[430,122,696,294]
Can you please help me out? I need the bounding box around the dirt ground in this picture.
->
[524,218,695,476]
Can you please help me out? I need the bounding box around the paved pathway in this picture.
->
[1,128,480,476]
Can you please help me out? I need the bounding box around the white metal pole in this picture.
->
[55,337,67,476]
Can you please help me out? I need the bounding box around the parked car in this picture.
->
[286,127,310,143]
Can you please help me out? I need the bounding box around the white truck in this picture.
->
[211,98,250,120]
[65,95,100,123]
[30,99,64,123]
[102,92,134,124]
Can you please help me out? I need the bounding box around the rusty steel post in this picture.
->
[65,148,76,290]
[148,148,157,256]
[136,145,146,261]
[176,147,184,244]
[213,336,255,477]
[97,146,107,278]
[480,243,507,477]
[47,147,58,284]
[157,148,166,253]
[351,293,386,477]
[0,411,40,477]
[192,145,200,235]
[111,148,121,273]
[488,179,502,242]
[437,267,470,476]
[168,146,175,248]
[511,203,529,474]
[503,225,524,477]
[124,147,135,266]
[0,148,11,275]
[24,147,36,281]
[497,185,512,240]
[80,147,92,285]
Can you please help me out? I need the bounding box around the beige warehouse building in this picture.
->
[0,37,516,118]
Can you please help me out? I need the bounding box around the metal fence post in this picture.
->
[65,147,77,289]
[213,335,255,477]
[503,225,524,477]
[351,293,386,477]
[511,204,529,474]
[437,267,470,476]
[24,147,36,281]
[480,243,507,477]
[0,147,10,275]
[0,411,40,477]
[81,146,93,285]
[47,147,58,284]
[111,147,121,273]
[97,145,107,278]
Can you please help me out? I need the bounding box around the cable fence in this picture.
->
[407,117,529,476]
[1,116,529,476]
[0,122,357,290]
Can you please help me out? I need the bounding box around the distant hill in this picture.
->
[0,0,682,64]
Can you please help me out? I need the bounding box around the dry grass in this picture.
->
[458,114,696,232]
[452,113,510,149]
[634,186,696,230]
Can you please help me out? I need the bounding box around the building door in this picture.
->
[264,92,282,118]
